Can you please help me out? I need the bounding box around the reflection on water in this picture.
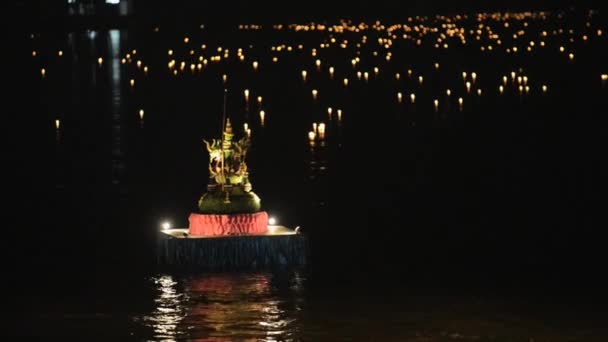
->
[141,272,305,341]
[108,29,125,187]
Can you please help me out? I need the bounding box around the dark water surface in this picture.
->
[6,8,608,340]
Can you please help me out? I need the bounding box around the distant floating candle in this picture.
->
[446,89,451,96]
[253,61,259,70]
[55,119,60,129]
[308,131,316,141]
[410,93,416,103]
[397,92,403,102]
[312,89,318,99]
[139,109,144,120]
[130,79,135,87]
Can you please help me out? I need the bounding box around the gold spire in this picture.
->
[223,118,234,142]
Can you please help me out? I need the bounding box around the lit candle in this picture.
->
[374,67,379,75]
[244,89,250,101]
[168,49,173,56]
[418,75,423,84]
[41,68,46,77]
[301,70,307,81]
[568,53,574,61]
[121,58,126,64]
[130,79,135,87]
[32,50,37,57]
[477,88,482,96]
[222,74,227,83]
[471,72,477,82]
[58,50,63,57]
[144,66,149,73]
[312,89,318,100]
[253,61,259,70]
[316,59,321,68]
[407,69,412,76]
[466,81,471,93]
[397,92,403,102]
[318,122,326,135]
[446,89,451,96]
[343,78,349,87]
[139,109,144,120]
[395,73,400,80]
[357,71,362,80]
[327,107,333,116]
[499,85,504,94]
[312,122,318,133]
[337,109,342,121]
[257,96,262,105]
[433,99,439,111]
[434,62,440,70]
[503,76,508,85]
[364,72,369,81]
[329,66,334,77]
[259,110,265,125]
[462,71,467,80]
[308,131,316,141]
[542,84,548,92]
[410,93,416,103]
[458,97,463,107]
[244,123,249,132]
[55,119,60,129]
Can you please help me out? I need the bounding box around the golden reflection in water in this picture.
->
[145,275,188,341]
[144,273,303,341]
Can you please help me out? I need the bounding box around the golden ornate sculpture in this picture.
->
[198,117,259,213]
[203,118,252,191]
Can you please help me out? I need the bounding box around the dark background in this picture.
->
[5,0,608,299]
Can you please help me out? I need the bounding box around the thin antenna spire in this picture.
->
[220,89,230,203]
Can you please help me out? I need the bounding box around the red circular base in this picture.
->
[188,211,268,236]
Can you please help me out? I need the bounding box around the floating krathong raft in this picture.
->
[157,91,308,269]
